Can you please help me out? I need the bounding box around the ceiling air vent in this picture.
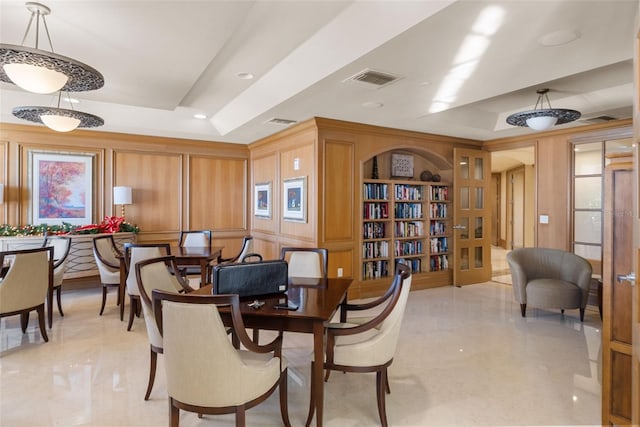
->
[265,118,297,126]
[343,68,401,88]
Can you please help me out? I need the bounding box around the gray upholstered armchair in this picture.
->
[506,247,592,321]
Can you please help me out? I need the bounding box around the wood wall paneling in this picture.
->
[114,151,181,232]
[323,140,354,242]
[252,153,278,234]
[189,156,246,231]
[280,143,316,241]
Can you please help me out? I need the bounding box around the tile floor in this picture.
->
[1,261,602,427]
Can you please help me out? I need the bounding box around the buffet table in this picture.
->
[0,232,137,279]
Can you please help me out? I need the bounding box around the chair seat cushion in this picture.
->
[526,278,582,309]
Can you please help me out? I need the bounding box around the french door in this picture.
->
[453,148,492,285]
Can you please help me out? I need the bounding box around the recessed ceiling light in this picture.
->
[538,29,581,47]
[193,113,207,119]
[362,101,383,108]
[236,72,254,80]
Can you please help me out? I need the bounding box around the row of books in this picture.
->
[363,241,389,259]
[394,203,422,219]
[430,186,449,201]
[430,254,449,271]
[395,220,424,237]
[394,240,423,256]
[363,260,389,280]
[430,237,448,253]
[429,203,447,219]
[363,222,386,239]
[363,202,389,220]
[363,183,389,200]
[429,220,447,235]
[394,184,423,201]
[396,258,422,273]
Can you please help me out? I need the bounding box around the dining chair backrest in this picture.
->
[42,235,71,287]
[124,243,171,296]
[178,230,212,248]
[135,256,184,348]
[152,291,283,408]
[93,235,121,272]
[280,247,328,279]
[0,247,53,314]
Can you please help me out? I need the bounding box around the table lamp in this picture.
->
[113,186,132,218]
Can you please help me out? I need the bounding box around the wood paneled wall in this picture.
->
[0,123,249,254]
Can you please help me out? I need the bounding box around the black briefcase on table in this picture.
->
[212,260,288,298]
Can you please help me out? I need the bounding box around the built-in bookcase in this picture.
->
[362,180,451,281]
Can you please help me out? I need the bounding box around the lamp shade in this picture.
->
[3,63,68,94]
[41,114,81,132]
[113,186,132,205]
[525,115,558,131]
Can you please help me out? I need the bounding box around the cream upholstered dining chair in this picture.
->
[135,255,192,400]
[506,247,593,321]
[42,235,71,327]
[0,247,53,343]
[177,230,212,284]
[152,290,291,427]
[280,247,328,279]
[305,264,412,427]
[92,235,123,316]
[178,229,212,249]
[123,243,171,331]
[217,235,254,264]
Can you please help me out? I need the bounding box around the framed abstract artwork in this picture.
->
[254,181,271,218]
[283,176,306,222]
[29,151,95,225]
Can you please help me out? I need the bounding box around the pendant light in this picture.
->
[506,89,581,131]
[12,91,104,132]
[0,2,104,94]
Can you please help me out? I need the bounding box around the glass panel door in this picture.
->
[453,147,492,285]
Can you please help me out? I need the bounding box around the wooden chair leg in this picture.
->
[236,405,245,427]
[37,305,49,343]
[579,307,585,322]
[252,328,260,344]
[144,347,157,400]
[56,286,64,317]
[120,291,126,321]
[520,303,526,317]
[20,311,29,333]
[279,368,291,427]
[127,296,136,331]
[376,369,388,427]
[169,397,179,427]
[100,286,108,315]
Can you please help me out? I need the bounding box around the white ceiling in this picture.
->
[0,0,636,145]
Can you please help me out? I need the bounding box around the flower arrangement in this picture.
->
[0,216,140,237]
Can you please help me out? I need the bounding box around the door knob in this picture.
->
[617,272,636,286]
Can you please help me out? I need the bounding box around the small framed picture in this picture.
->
[254,182,271,218]
[283,176,307,222]
[391,153,414,178]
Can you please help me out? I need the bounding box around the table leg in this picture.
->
[200,260,207,288]
[119,259,127,321]
[312,321,324,427]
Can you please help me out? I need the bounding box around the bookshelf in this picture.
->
[362,179,451,281]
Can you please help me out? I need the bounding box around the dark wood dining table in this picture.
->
[118,245,223,319]
[193,276,352,427]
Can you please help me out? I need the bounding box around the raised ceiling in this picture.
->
[0,0,635,144]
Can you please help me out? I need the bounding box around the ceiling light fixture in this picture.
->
[0,2,104,94]
[12,91,104,132]
[506,88,580,131]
